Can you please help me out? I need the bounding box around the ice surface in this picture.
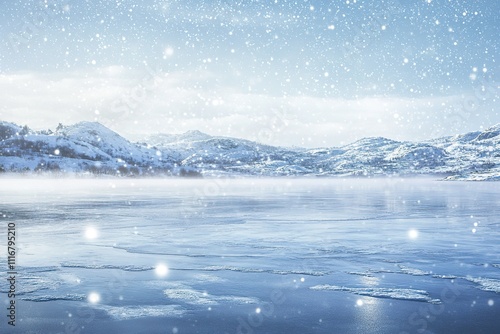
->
[310,285,441,304]
[1,179,499,333]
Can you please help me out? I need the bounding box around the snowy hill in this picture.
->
[0,121,196,176]
[145,130,213,146]
[0,121,499,180]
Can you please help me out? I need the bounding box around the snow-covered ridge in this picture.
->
[0,121,499,180]
[0,121,197,177]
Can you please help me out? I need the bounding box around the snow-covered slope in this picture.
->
[1,121,499,180]
[427,124,500,180]
[0,121,196,176]
[148,132,311,176]
[145,130,213,146]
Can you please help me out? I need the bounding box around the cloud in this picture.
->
[0,67,497,147]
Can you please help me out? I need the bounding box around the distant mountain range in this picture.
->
[1,121,499,180]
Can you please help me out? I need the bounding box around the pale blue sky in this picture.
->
[0,0,498,147]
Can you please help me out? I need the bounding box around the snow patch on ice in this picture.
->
[0,268,82,297]
[202,265,328,276]
[347,271,375,277]
[193,273,227,283]
[164,288,216,305]
[21,294,86,302]
[203,265,263,274]
[464,276,500,293]
[217,295,260,304]
[98,305,186,320]
[146,281,186,289]
[60,263,154,272]
[164,288,259,306]
[272,269,328,276]
[310,285,441,304]
[398,265,431,276]
[0,267,63,294]
[432,274,457,279]
[17,266,60,273]
[368,268,398,274]
[0,274,57,295]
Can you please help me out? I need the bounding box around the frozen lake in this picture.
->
[1,178,499,334]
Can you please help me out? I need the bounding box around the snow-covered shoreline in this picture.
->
[1,121,499,180]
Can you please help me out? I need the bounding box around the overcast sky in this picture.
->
[0,0,498,147]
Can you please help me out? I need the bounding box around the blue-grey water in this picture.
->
[0,178,499,334]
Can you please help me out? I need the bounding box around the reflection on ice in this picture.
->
[354,297,384,334]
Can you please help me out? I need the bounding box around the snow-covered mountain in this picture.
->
[0,121,499,180]
[0,121,196,176]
